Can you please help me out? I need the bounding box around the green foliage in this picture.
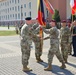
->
[0,31,17,36]
[52,9,61,22]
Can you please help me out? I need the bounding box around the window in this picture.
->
[29,11,31,17]
[13,14,14,18]
[10,8,11,11]
[8,15,9,20]
[15,6,17,11]
[5,2,6,6]
[12,0,14,3]
[28,11,31,17]
[18,0,19,3]
[10,15,12,18]
[25,12,26,16]
[6,15,7,20]
[12,7,14,10]
[29,2,31,9]
[18,6,20,11]
[15,14,17,19]
[18,13,20,19]
[15,0,16,4]
[10,0,11,4]
[8,8,9,13]
[0,16,1,20]
[7,1,9,6]
[24,4,26,8]
[47,10,48,17]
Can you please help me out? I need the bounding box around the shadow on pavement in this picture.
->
[24,71,36,75]
[52,65,74,75]
[38,61,48,67]
[38,62,74,75]
[67,62,76,68]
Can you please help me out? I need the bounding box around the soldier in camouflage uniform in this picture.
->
[20,17,33,72]
[60,20,71,63]
[32,19,43,62]
[43,20,66,71]
[67,20,72,55]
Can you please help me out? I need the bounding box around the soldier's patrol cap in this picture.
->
[25,17,32,20]
[61,20,66,23]
[50,20,56,22]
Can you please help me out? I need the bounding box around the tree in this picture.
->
[52,9,61,22]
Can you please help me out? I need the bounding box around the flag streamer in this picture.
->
[38,0,46,38]
[44,0,55,14]
[70,0,76,15]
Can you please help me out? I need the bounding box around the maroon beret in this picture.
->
[51,20,56,22]
[61,20,66,23]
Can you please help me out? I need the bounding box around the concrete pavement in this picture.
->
[0,35,76,75]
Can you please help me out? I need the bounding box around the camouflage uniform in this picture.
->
[43,27,64,64]
[60,26,71,62]
[32,23,43,61]
[67,24,72,55]
[20,23,33,66]
[68,30,72,55]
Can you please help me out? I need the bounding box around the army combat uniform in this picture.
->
[20,23,33,71]
[60,26,71,63]
[32,23,43,62]
[43,26,66,71]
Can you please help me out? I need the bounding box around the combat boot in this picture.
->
[22,65,32,72]
[64,58,68,63]
[60,62,66,69]
[44,64,52,71]
[36,57,43,63]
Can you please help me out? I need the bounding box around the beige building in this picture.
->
[0,0,71,25]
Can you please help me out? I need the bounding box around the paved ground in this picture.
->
[0,35,76,75]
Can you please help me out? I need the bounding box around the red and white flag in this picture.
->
[44,0,55,14]
[70,0,76,15]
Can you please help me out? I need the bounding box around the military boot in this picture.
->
[60,62,66,69]
[22,65,32,72]
[65,59,68,63]
[44,64,52,71]
[36,57,43,63]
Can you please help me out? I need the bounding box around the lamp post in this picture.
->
[21,5,23,21]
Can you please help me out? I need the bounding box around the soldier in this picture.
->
[42,20,66,71]
[67,20,72,55]
[32,18,43,62]
[71,20,76,57]
[60,20,71,63]
[20,17,33,72]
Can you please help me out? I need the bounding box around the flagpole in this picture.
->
[72,14,73,22]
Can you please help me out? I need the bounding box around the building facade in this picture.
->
[0,0,38,25]
[0,0,71,26]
